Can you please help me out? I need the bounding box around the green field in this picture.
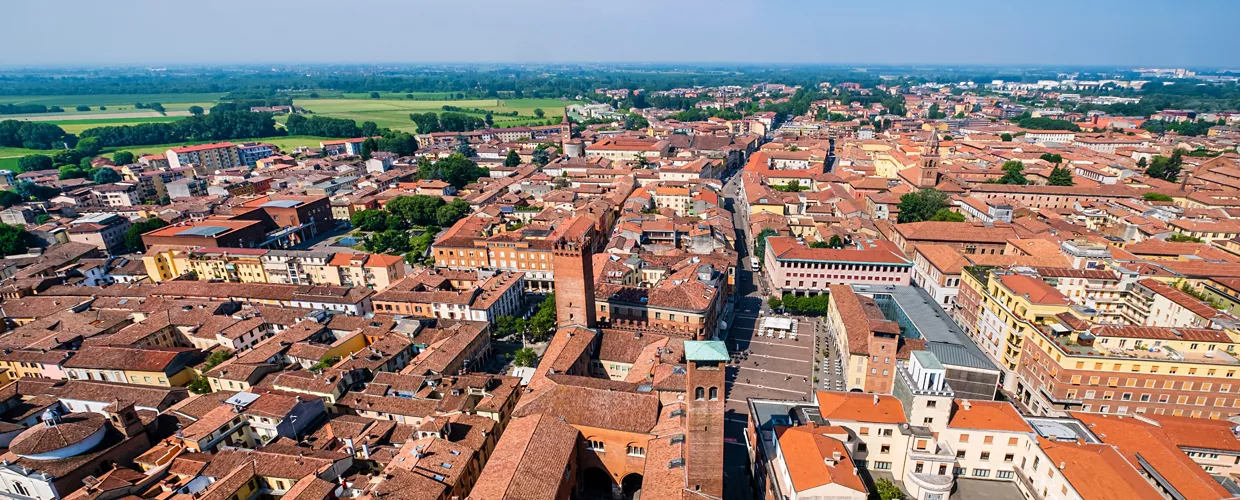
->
[103,135,332,157]
[0,93,223,117]
[294,97,576,133]
[0,135,332,174]
[52,116,186,135]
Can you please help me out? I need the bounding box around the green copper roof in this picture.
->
[684,340,729,362]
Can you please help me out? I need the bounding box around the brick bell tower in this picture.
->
[683,340,727,497]
[553,217,596,329]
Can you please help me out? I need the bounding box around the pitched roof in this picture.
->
[774,425,866,493]
[815,391,906,424]
[1071,413,1231,500]
[947,400,1031,433]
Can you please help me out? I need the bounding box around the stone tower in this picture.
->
[919,131,941,188]
[552,217,596,329]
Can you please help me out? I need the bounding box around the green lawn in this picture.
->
[294,97,576,133]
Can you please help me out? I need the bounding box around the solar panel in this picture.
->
[178,226,229,237]
[260,199,301,208]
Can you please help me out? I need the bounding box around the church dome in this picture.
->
[10,411,107,460]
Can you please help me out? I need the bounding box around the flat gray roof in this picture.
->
[852,284,998,372]
[261,199,302,208]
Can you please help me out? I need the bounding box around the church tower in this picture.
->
[919,132,941,188]
[561,108,573,144]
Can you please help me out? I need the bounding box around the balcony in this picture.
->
[1012,466,1044,500]
[906,471,954,493]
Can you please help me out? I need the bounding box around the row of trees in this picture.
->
[0,120,75,149]
[408,111,487,133]
[0,104,63,115]
[284,114,362,138]
[1016,116,1081,131]
[768,293,831,316]
[359,132,420,158]
[79,110,279,147]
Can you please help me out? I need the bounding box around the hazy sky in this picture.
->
[3,0,1237,67]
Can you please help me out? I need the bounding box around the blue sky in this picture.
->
[2,0,1236,67]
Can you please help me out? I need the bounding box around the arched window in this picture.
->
[709,387,719,401]
[695,387,705,400]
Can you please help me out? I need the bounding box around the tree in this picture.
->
[527,294,558,341]
[416,153,489,189]
[202,350,233,370]
[350,209,390,231]
[531,147,551,166]
[0,224,29,256]
[828,235,844,248]
[361,121,379,137]
[534,108,545,118]
[1136,157,1147,170]
[75,105,90,112]
[93,167,120,184]
[58,164,90,180]
[453,133,477,157]
[17,154,53,172]
[927,103,946,119]
[995,160,1029,185]
[385,195,444,228]
[364,229,414,253]
[1168,233,1203,243]
[1047,165,1074,186]
[0,191,21,208]
[1146,150,1183,182]
[896,188,952,223]
[112,151,135,165]
[513,348,537,367]
[767,297,783,310]
[809,241,830,248]
[929,208,965,222]
[188,105,204,116]
[1017,117,1080,131]
[875,478,905,500]
[484,111,494,128]
[754,228,778,265]
[186,376,212,394]
[503,149,521,167]
[376,132,419,156]
[370,92,381,99]
[361,137,377,160]
[623,114,649,131]
[435,198,472,227]
[1143,192,1173,202]
[1000,133,1012,142]
[124,217,170,252]
[409,112,441,133]
[1039,153,1063,164]
[75,136,102,157]
[14,181,58,202]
